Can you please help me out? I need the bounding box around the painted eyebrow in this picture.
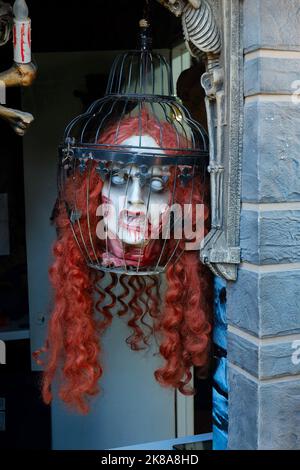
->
[112,165,170,176]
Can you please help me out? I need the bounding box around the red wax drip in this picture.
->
[21,23,25,62]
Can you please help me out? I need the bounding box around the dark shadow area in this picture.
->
[0,340,51,449]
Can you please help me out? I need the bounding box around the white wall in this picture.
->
[22,50,175,450]
[171,42,191,92]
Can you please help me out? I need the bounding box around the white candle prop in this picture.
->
[13,0,31,64]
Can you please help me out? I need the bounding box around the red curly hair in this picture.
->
[35,112,213,413]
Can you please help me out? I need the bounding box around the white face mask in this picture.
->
[102,135,171,247]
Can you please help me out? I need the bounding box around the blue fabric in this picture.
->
[212,277,228,450]
[213,277,227,351]
[214,357,228,395]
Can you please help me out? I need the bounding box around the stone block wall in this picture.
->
[227,0,300,449]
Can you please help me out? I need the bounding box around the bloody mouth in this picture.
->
[118,210,150,234]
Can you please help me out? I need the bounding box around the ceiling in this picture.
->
[4,0,181,53]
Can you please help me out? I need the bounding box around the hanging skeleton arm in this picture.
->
[157,0,241,280]
[0,1,36,136]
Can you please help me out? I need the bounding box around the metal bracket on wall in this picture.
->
[157,0,243,281]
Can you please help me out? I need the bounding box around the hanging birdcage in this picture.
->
[59,21,209,276]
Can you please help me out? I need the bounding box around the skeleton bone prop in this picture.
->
[0,0,36,135]
[157,0,238,279]
[0,104,33,135]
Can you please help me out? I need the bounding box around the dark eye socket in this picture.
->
[150,176,168,192]
[150,178,163,191]
[111,171,127,185]
[111,171,169,191]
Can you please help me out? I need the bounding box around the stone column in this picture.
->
[227,0,300,449]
